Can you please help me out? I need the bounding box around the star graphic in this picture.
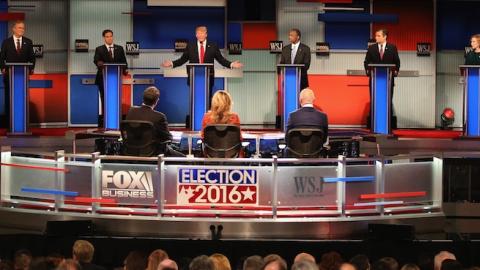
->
[184,186,195,198]
[241,187,255,201]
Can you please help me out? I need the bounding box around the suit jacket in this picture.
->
[79,262,106,270]
[280,42,311,90]
[126,105,172,143]
[286,106,328,142]
[172,41,231,87]
[364,43,400,75]
[0,36,35,71]
[93,44,128,85]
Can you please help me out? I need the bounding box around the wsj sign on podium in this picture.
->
[177,168,258,206]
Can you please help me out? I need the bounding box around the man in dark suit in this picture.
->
[280,28,311,90]
[93,29,128,127]
[126,86,183,157]
[162,25,243,93]
[287,88,328,144]
[364,28,400,129]
[0,20,35,128]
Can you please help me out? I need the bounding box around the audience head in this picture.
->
[434,252,456,270]
[27,257,54,270]
[292,260,319,270]
[401,264,420,270]
[440,260,462,270]
[294,253,316,264]
[262,254,287,270]
[0,260,14,270]
[210,90,234,124]
[158,259,179,270]
[124,251,147,270]
[243,256,264,270]
[190,255,215,270]
[210,254,231,270]
[350,255,370,270]
[319,252,343,270]
[14,249,32,270]
[143,86,160,108]
[56,259,82,270]
[299,88,315,107]
[372,258,398,270]
[72,240,95,264]
[147,249,169,270]
[339,263,357,270]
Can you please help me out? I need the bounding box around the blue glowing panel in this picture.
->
[103,65,122,130]
[192,66,208,131]
[283,67,300,131]
[372,67,389,134]
[11,66,28,133]
[466,67,480,136]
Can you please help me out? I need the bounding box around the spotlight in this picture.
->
[441,107,455,129]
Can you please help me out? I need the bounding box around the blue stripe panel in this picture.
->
[373,67,389,134]
[227,22,242,43]
[437,1,480,50]
[29,80,53,88]
[0,1,9,116]
[104,66,122,130]
[21,187,79,197]
[70,75,99,125]
[283,67,300,131]
[324,176,375,183]
[466,67,480,136]
[325,22,370,49]
[318,13,398,23]
[133,1,226,49]
[11,66,27,133]
[132,75,224,125]
[192,66,207,131]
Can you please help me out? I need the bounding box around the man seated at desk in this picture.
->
[286,88,329,145]
[126,86,183,157]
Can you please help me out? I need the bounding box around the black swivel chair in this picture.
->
[203,124,242,158]
[120,120,167,157]
[285,128,325,158]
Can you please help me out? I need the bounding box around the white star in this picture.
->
[185,186,194,198]
[241,187,255,201]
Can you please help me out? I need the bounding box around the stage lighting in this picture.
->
[441,107,455,129]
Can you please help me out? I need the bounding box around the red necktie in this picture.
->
[380,44,384,60]
[16,39,21,54]
[200,42,205,63]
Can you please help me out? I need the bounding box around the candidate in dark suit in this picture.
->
[280,28,311,90]
[0,21,35,128]
[162,26,243,93]
[465,34,480,65]
[126,86,183,157]
[93,29,128,127]
[364,29,400,128]
[286,88,328,143]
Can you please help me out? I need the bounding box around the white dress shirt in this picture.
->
[291,41,300,64]
[378,42,387,53]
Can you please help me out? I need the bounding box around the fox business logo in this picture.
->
[177,168,258,206]
[102,170,154,199]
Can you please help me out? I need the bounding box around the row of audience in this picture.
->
[0,240,471,270]
[125,86,329,156]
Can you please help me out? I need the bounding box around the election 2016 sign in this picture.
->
[177,168,258,206]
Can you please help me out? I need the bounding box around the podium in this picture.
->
[368,64,396,135]
[102,63,126,130]
[278,64,304,131]
[460,65,480,136]
[187,63,213,131]
[6,62,33,135]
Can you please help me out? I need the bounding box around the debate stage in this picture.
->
[0,126,478,240]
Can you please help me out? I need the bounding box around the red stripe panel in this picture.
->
[243,23,277,50]
[0,12,25,21]
[360,191,427,200]
[74,197,116,204]
[309,75,370,125]
[0,162,69,173]
[29,74,68,124]
[122,74,132,115]
[372,0,434,51]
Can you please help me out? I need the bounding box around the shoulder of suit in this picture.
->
[300,43,310,49]
[23,37,32,43]
[114,44,124,49]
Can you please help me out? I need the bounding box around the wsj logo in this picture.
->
[294,176,324,197]
[228,42,242,55]
[175,39,188,52]
[33,44,43,58]
[417,42,431,57]
[270,41,283,54]
[102,170,154,199]
[126,41,140,55]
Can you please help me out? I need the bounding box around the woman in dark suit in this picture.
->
[465,34,480,65]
